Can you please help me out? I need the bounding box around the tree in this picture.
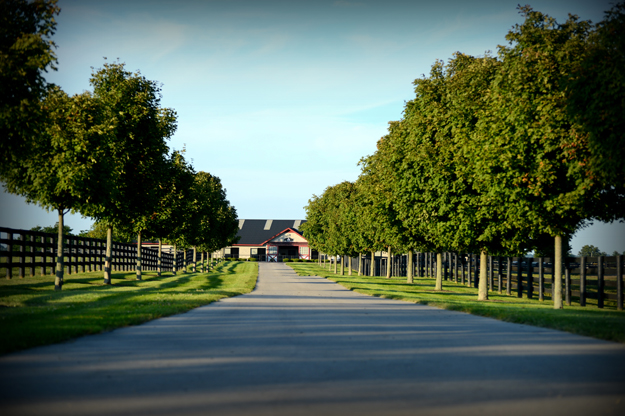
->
[370,54,507,295]
[473,6,623,308]
[3,86,113,290]
[566,2,625,191]
[357,152,418,281]
[187,171,239,265]
[142,150,195,275]
[32,223,72,236]
[578,245,606,257]
[78,221,132,242]
[86,61,177,284]
[301,193,332,264]
[0,0,60,178]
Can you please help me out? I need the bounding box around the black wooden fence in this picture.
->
[0,227,205,278]
[345,252,623,310]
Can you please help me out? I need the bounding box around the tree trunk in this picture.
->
[103,226,113,285]
[358,253,362,276]
[340,255,345,275]
[334,256,338,274]
[157,239,162,276]
[192,247,197,273]
[136,230,142,281]
[371,251,375,277]
[200,251,205,273]
[173,244,177,275]
[54,210,65,291]
[435,253,443,291]
[183,249,187,273]
[478,250,488,300]
[554,235,563,309]
[407,250,413,283]
[348,256,352,276]
[386,246,392,279]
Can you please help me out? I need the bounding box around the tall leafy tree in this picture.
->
[301,193,332,262]
[0,0,60,178]
[3,87,113,290]
[86,61,177,284]
[566,2,625,191]
[372,58,475,292]
[474,7,622,308]
[358,152,417,280]
[187,171,239,260]
[143,150,196,275]
[578,245,607,257]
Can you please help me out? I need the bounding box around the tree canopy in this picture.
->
[0,0,59,177]
[301,3,624,306]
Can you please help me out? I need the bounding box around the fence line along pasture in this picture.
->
[349,252,623,311]
[0,227,202,278]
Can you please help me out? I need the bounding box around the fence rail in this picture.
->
[0,227,206,278]
[343,252,623,311]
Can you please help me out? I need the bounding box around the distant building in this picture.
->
[217,219,317,261]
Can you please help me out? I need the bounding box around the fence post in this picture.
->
[550,257,554,300]
[598,255,604,309]
[6,232,13,279]
[580,256,586,307]
[506,257,512,296]
[497,256,502,294]
[617,255,622,311]
[40,235,46,276]
[488,256,493,292]
[431,252,435,278]
[517,257,523,298]
[468,254,473,287]
[461,255,466,285]
[19,232,25,278]
[565,264,571,306]
[81,239,86,273]
[48,235,54,275]
[539,257,544,301]
[474,254,480,289]
[66,236,72,275]
[527,258,533,299]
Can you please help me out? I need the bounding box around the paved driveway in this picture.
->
[1,262,624,415]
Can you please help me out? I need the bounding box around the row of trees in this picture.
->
[301,5,625,309]
[1,0,239,289]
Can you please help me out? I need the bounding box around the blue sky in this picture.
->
[1,0,623,254]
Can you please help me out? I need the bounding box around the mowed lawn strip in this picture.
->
[0,261,258,355]
[288,262,625,344]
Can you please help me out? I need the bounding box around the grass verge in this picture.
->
[0,261,258,355]
[288,262,625,344]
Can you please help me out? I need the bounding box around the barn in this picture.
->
[220,219,316,261]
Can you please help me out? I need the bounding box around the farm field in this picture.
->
[0,261,258,355]
[288,262,625,344]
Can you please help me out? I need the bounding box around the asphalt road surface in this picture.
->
[1,262,624,416]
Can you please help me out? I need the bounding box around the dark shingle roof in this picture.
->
[234,219,306,245]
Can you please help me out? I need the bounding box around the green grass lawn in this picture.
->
[0,261,258,355]
[288,262,625,344]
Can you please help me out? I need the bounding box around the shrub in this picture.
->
[248,257,257,262]
[283,258,291,262]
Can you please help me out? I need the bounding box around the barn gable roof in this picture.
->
[233,219,307,245]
